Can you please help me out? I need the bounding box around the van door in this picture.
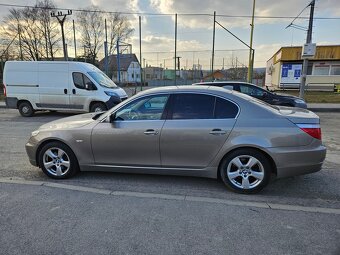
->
[38,63,70,109]
[69,72,97,111]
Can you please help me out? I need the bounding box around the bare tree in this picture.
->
[107,13,134,55]
[77,6,104,64]
[36,0,60,60]
[1,0,60,60]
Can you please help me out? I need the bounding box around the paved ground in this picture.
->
[0,108,340,254]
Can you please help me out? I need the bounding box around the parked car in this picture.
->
[193,81,307,108]
[25,85,326,194]
[3,61,128,117]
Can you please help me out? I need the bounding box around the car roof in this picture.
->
[193,81,254,86]
[136,85,234,96]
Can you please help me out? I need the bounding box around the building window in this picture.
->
[313,65,330,75]
[330,65,340,75]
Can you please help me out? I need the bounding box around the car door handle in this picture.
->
[72,89,76,94]
[144,129,159,135]
[64,89,68,94]
[209,129,226,135]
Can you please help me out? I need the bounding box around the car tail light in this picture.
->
[3,83,6,97]
[297,124,321,140]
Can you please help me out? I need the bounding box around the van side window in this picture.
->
[73,72,85,89]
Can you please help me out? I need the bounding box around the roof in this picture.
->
[268,45,340,64]
[98,54,139,71]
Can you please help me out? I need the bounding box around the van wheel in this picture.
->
[90,102,107,112]
[220,149,271,194]
[18,101,34,117]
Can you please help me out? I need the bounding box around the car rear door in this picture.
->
[160,93,239,168]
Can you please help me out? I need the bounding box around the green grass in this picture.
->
[275,90,340,103]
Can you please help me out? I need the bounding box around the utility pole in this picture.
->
[104,19,108,75]
[174,13,177,85]
[72,20,77,59]
[139,16,143,91]
[117,37,121,85]
[212,11,216,79]
[299,0,315,99]
[247,0,256,83]
[51,10,72,61]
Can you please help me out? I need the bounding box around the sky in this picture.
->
[0,0,340,69]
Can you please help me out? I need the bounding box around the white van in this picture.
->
[3,61,128,117]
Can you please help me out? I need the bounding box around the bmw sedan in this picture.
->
[26,86,326,194]
[194,81,307,108]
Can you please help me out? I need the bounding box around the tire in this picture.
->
[220,149,271,194]
[90,102,107,112]
[18,101,35,117]
[38,141,79,179]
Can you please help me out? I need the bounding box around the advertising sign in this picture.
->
[280,63,302,84]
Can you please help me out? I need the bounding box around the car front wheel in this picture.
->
[220,149,271,194]
[39,142,79,179]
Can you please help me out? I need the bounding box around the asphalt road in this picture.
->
[0,108,340,254]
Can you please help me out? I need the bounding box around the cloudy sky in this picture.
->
[0,0,339,69]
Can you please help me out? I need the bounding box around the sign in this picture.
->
[302,43,316,59]
[280,63,302,84]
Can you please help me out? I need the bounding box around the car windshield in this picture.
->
[88,71,118,88]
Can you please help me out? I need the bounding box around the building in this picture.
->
[144,66,164,81]
[266,45,340,90]
[99,54,141,84]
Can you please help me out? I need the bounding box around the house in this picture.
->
[265,45,340,90]
[144,66,164,81]
[99,54,141,84]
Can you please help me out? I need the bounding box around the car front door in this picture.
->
[70,72,97,110]
[91,94,170,166]
[160,93,238,168]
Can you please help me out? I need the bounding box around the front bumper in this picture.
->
[25,140,38,166]
[268,145,327,178]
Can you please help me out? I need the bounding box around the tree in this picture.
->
[77,6,103,64]
[1,0,60,60]
[107,13,134,55]
[77,6,134,64]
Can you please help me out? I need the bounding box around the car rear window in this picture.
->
[215,97,239,118]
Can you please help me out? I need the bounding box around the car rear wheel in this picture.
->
[220,149,271,194]
[90,102,107,112]
[39,142,79,179]
[18,101,34,117]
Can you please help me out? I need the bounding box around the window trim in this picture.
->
[100,91,240,123]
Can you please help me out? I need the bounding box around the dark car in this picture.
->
[194,81,307,108]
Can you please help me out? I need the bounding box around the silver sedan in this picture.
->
[25,86,326,194]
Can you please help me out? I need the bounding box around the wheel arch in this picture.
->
[217,146,277,179]
[17,99,33,109]
[35,138,78,168]
[89,101,107,112]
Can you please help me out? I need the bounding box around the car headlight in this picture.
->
[105,91,118,97]
[294,99,306,104]
[31,130,39,136]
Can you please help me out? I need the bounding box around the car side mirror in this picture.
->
[106,113,114,123]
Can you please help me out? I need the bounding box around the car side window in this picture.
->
[214,97,238,119]
[72,72,84,89]
[73,72,96,90]
[115,95,169,121]
[171,94,215,120]
[239,85,264,97]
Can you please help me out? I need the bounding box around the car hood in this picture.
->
[38,113,97,131]
[274,92,302,101]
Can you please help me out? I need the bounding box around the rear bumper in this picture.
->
[268,145,327,178]
[5,97,18,109]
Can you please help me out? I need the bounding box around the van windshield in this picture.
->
[88,71,118,88]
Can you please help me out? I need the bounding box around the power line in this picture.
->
[0,3,339,20]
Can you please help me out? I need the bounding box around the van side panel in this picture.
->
[4,62,39,108]
[37,63,70,109]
